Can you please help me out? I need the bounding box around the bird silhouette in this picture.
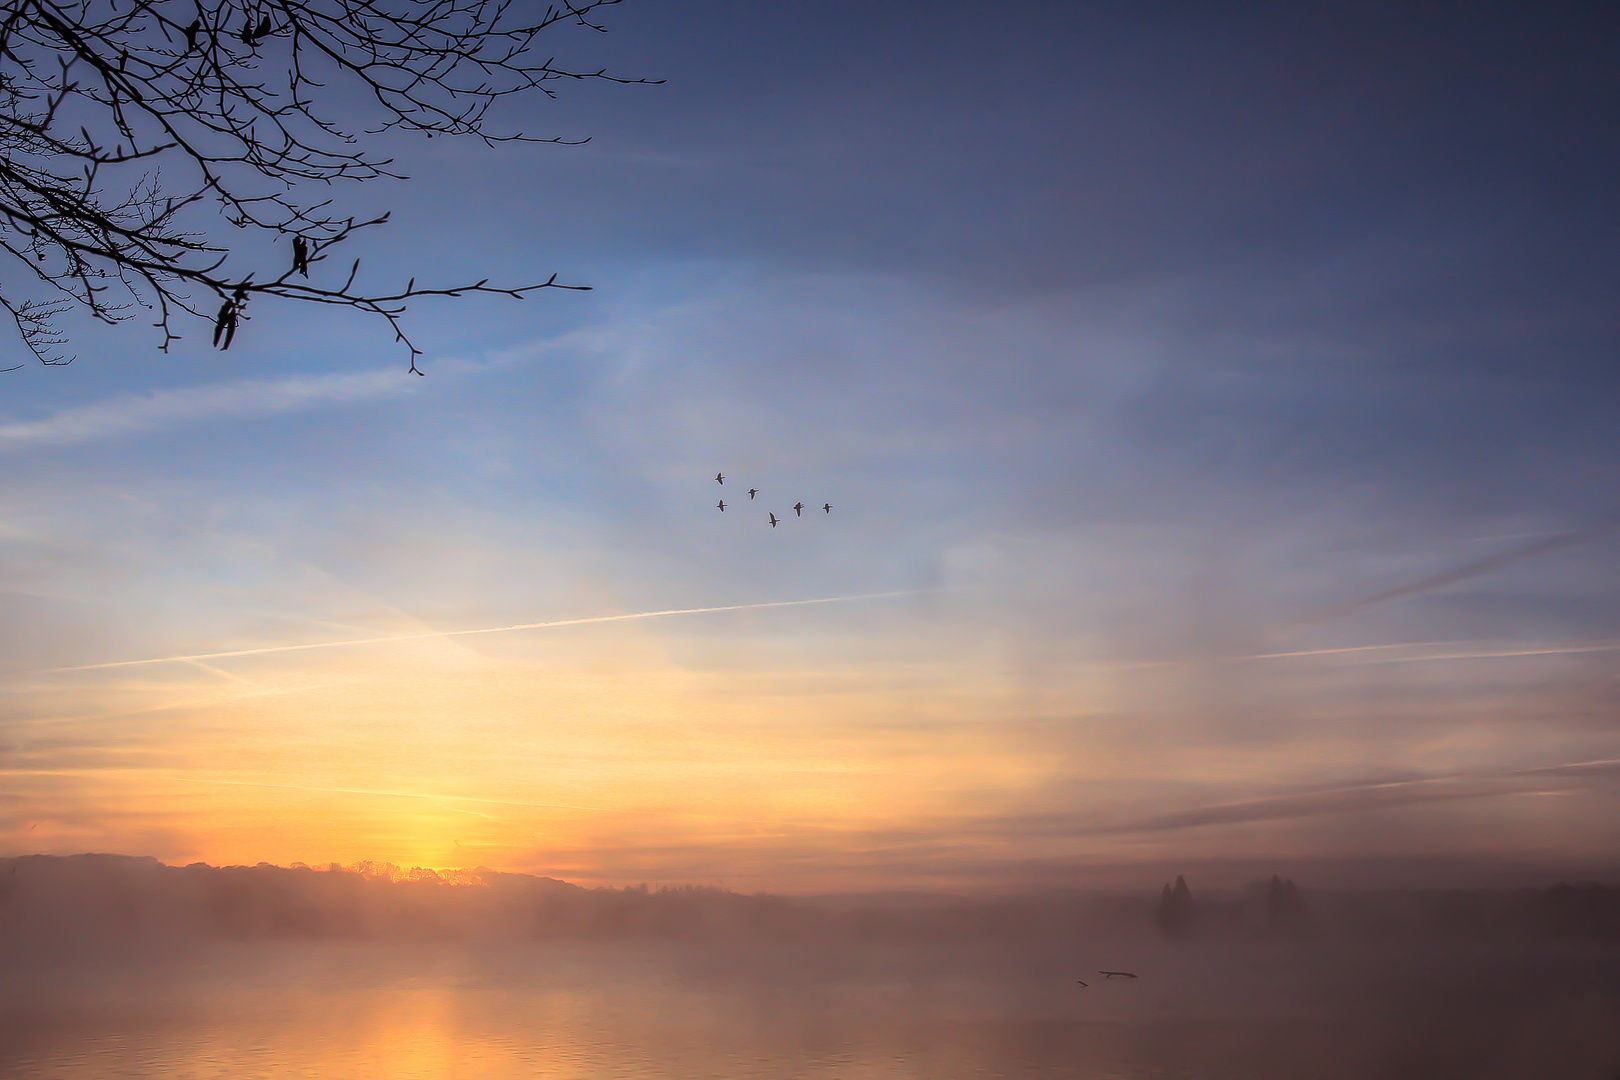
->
[212,299,237,348]
[291,235,310,277]
[793,502,804,516]
[714,472,724,484]
[768,513,779,528]
[184,18,201,51]
[213,281,250,349]
[1075,980,1089,987]
[716,500,726,511]
[1098,971,1138,979]
[822,503,832,513]
[748,488,758,499]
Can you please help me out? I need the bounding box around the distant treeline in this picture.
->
[1152,873,1620,943]
[2,855,1617,945]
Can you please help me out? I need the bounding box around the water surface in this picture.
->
[3,939,1616,1079]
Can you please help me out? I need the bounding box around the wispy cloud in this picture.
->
[1292,524,1620,628]
[1071,760,1620,837]
[166,776,600,812]
[0,368,420,451]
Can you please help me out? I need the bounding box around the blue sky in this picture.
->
[1,1,1618,889]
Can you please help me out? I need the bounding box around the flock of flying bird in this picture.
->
[713,473,831,528]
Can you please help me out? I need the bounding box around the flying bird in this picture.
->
[716,500,726,511]
[768,513,779,528]
[748,489,758,499]
[714,472,724,484]
[822,503,831,513]
[793,502,804,517]
[1075,980,1089,987]
[1098,971,1138,980]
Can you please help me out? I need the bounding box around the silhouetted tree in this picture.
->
[1154,874,1195,938]
[1265,873,1306,933]
[0,0,653,371]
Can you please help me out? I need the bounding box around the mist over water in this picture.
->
[3,858,1618,1079]
[8,938,1619,1079]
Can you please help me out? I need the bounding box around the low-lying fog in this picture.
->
[3,856,1617,1079]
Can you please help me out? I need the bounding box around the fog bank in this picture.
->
[6,854,1618,949]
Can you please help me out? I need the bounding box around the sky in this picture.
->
[2,0,1619,892]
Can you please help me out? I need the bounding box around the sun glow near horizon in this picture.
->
[6,603,1099,883]
[8,576,1619,890]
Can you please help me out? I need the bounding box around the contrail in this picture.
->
[49,591,920,673]
[1240,641,1473,661]
[1112,639,1620,670]
[1361,643,1620,664]
[181,657,261,686]
[1240,640,1620,664]
[1292,522,1620,628]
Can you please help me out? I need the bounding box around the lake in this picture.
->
[3,938,1616,1078]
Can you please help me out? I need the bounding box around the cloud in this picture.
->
[1291,525,1620,628]
[166,775,601,812]
[1068,760,1620,838]
[0,368,421,451]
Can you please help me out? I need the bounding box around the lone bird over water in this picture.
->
[768,513,780,528]
[793,502,804,517]
[715,472,725,484]
[1099,971,1138,980]
[716,500,726,511]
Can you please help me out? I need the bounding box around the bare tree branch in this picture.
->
[0,0,656,370]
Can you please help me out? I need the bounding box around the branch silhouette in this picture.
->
[0,0,656,370]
